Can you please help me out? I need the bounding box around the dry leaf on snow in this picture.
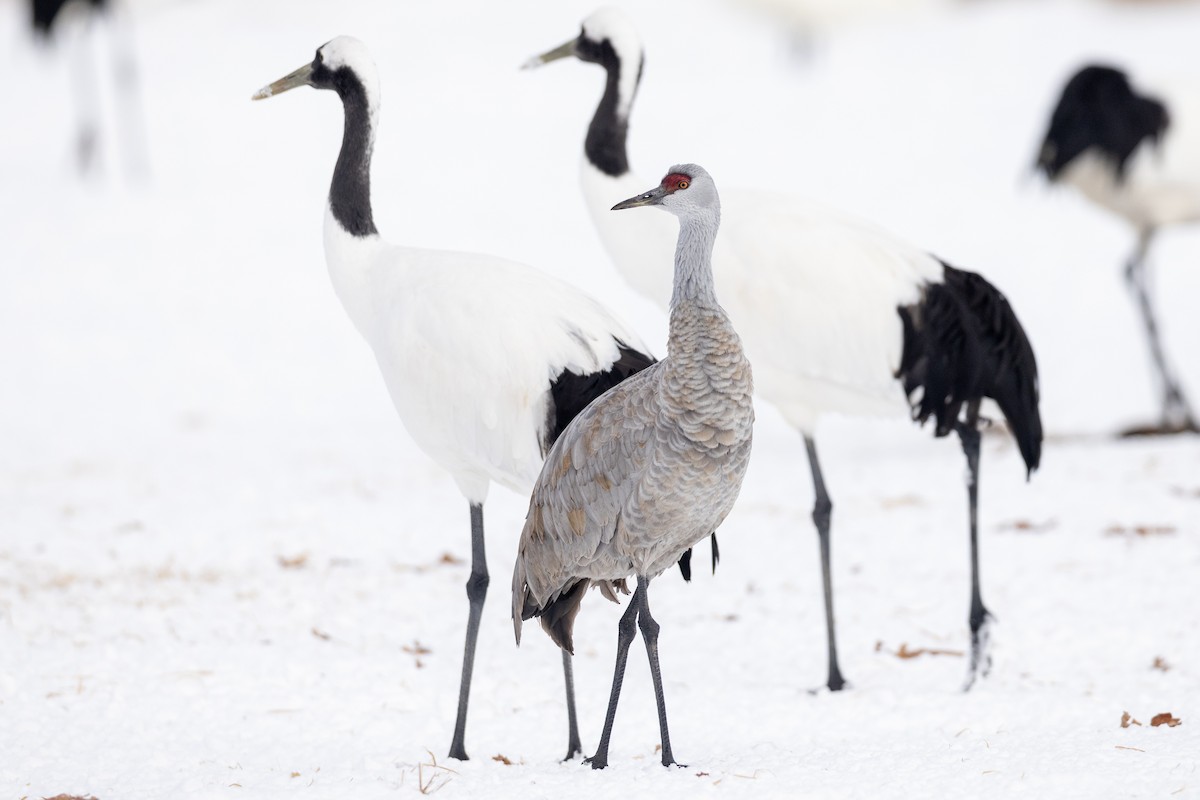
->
[1151,713,1182,728]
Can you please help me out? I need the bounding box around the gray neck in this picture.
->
[669,211,721,312]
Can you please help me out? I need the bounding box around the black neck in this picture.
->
[330,71,378,237]
[585,47,641,178]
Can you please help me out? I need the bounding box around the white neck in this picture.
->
[323,203,387,340]
[580,159,677,306]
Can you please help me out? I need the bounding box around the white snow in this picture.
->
[1,0,1198,798]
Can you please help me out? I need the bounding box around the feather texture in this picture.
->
[513,166,754,653]
[324,211,654,503]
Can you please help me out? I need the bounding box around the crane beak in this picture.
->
[521,38,576,70]
[612,185,667,211]
[252,63,315,101]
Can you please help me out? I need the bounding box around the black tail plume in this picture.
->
[898,263,1042,476]
[544,340,655,453]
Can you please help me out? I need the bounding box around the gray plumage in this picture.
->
[510,164,753,768]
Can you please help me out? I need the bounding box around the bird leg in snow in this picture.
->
[1124,231,1199,432]
[635,578,679,767]
[804,436,846,692]
[561,649,583,760]
[108,2,151,180]
[68,15,102,174]
[955,412,992,691]
[586,582,642,770]
[448,503,489,761]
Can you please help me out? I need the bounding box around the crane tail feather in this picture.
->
[897,262,1043,475]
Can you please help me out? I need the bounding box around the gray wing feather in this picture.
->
[513,364,662,629]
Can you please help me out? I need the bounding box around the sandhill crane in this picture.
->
[252,36,658,762]
[525,8,1042,692]
[514,164,754,769]
[1037,64,1198,434]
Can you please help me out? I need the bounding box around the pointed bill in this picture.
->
[521,38,576,70]
[252,63,314,101]
[612,185,667,211]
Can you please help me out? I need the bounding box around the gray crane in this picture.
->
[512,164,754,769]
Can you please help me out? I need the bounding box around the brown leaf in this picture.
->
[290,772,301,778]
[278,553,309,569]
[439,552,464,566]
[1105,525,1176,538]
[997,519,1057,534]
[311,628,331,641]
[491,754,513,766]
[1152,657,1170,672]
[1121,711,1142,728]
[402,640,432,656]
[1151,712,1182,728]
[894,643,964,660]
[880,494,924,509]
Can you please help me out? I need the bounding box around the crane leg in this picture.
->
[804,435,846,691]
[1124,230,1199,433]
[955,408,992,691]
[561,649,582,760]
[586,581,642,770]
[448,503,489,761]
[68,13,101,174]
[107,1,151,180]
[635,577,679,767]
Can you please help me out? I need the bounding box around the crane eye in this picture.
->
[678,180,689,190]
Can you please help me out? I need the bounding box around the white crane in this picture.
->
[525,8,1042,692]
[1037,64,1199,434]
[252,36,659,762]
[514,164,754,769]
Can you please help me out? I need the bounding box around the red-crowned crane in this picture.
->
[28,0,146,176]
[252,36,659,762]
[525,8,1042,692]
[514,164,754,769]
[1037,64,1198,434]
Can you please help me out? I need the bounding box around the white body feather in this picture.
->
[324,205,650,504]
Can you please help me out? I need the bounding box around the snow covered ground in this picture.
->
[2,0,1198,797]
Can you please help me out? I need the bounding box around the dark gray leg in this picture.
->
[561,649,582,760]
[448,503,488,761]
[108,2,150,180]
[68,16,101,174]
[586,582,642,770]
[635,577,679,767]
[1124,230,1198,431]
[955,409,992,691]
[804,435,846,692]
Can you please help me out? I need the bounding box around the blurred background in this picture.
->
[2,0,1198,796]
